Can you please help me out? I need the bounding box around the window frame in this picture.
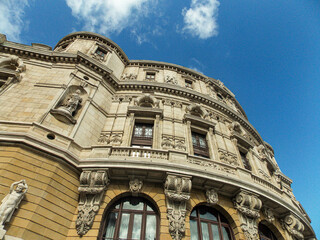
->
[192,131,209,158]
[131,122,154,147]
[239,150,252,171]
[190,205,235,240]
[258,223,278,240]
[185,79,193,89]
[99,196,160,240]
[146,72,156,81]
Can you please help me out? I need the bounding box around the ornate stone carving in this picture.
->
[186,104,209,119]
[228,121,246,136]
[206,188,218,205]
[162,135,174,149]
[186,158,236,174]
[129,179,143,193]
[233,190,262,240]
[164,174,192,240]
[258,169,271,180]
[165,75,177,85]
[256,144,269,161]
[121,73,137,80]
[0,56,26,82]
[134,93,159,108]
[263,207,275,223]
[175,138,186,151]
[0,180,28,226]
[98,132,122,145]
[218,149,238,166]
[51,87,84,124]
[76,169,109,236]
[282,214,304,240]
[161,135,186,151]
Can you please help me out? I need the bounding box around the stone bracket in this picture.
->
[164,173,192,240]
[282,213,305,240]
[233,189,262,240]
[76,168,109,236]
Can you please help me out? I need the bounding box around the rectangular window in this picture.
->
[131,123,153,147]
[192,132,209,158]
[240,151,251,170]
[146,72,156,81]
[185,80,193,89]
[95,47,107,57]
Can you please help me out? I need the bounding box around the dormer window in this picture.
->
[146,72,156,81]
[185,79,193,89]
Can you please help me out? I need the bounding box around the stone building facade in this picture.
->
[0,32,316,240]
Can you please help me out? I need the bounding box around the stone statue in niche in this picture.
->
[51,87,85,124]
[0,180,28,228]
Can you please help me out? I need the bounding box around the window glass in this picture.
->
[132,214,142,239]
[104,212,118,239]
[212,225,220,240]
[145,215,157,240]
[199,210,217,221]
[101,197,158,240]
[134,126,143,136]
[190,220,199,240]
[190,206,234,240]
[123,200,144,210]
[222,226,231,240]
[118,213,130,239]
[201,222,210,239]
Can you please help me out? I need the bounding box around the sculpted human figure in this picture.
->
[0,180,28,226]
[64,89,82,115]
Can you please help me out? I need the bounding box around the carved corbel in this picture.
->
[233,190,262,240]
[76,169,109,236]
[282,214,304,240]
[206,188,218,205]
[164,174,192,240]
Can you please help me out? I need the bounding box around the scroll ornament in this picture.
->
[233,190,262,240]
[76,169,109,236]
[164,174,192,240]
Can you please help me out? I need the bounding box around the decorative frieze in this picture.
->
[121,73,137,80]
[161,135,186,151]
[218,149,238,166]
[282,214,304,240]
[206,188,218,205]
[76,169,109,236]
[164,174,192,240]
[187,157,236,174]
[165,75,178,85]
[98,132,123,145]
[233,190,262,240]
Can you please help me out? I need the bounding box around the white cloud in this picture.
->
[182,0,220,39]
[66,0,155,36]
[0,0,29,42]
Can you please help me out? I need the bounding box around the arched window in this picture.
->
[100,196,159,240]
[258,223,277,240]
[190,205,234,240]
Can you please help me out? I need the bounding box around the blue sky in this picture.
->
[1,0,319,237]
